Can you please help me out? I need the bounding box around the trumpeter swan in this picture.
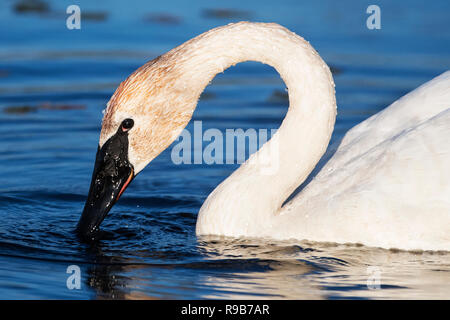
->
[77,22,450,251]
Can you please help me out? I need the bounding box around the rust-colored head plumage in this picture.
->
[99,50,201,173]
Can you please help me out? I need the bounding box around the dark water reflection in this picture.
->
[0,0,449,299]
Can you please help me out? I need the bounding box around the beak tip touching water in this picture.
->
[76,167,134,241]
[75,224,98,242]
[76,121,135,241]
[76,201,108,241]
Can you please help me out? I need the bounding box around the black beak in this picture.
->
[77,122,135,241]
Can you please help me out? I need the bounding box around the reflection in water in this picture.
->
[83,244,146,300]
[82,237,450,299]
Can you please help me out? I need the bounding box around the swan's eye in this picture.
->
[121,118,134,131]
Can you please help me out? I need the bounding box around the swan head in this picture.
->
[77,55,197,240]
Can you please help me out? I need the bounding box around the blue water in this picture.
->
[0,0,449,299]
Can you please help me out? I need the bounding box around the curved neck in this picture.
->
[175,23,336,223]
[108,22,336,234]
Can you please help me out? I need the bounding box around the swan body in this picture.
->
[82,22,450,251]
[273,74,450,251]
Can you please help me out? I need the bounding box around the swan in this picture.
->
[77,22,450,251]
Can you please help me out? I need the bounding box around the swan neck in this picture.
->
[182,23,336,218]
[109,23,337,234]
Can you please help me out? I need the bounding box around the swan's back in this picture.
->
[280,72,450,251]
[320,71,450,174]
